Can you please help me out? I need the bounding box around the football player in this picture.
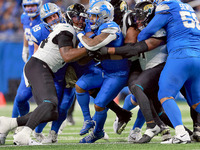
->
[76,1,130,143]
[138,0,200,144]
[30,3,75,143]
[12,0,42,120]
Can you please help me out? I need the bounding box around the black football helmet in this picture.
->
[65,3,88,32]
[110,0,128,26]
[134,1,155,30]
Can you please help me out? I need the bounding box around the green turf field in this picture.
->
[0,102,199,150]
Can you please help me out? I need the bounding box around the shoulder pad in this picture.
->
[156,4,170,13]
[121,10,133,37]
[100,22,119,29]
[99,22,119,34]
[53,23,76,35]
[101,27,119,34]
[124,11,134,28]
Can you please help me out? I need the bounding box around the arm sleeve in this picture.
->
[137,13,169,42]
[52,31,73,48]
[114,41,148,58]
[78,32,117,51]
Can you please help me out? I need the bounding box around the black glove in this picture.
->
[86,48,109,62]
[97,46,108,56]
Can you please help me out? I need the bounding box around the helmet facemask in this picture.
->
[22,0,42,17]
[40,3,65,31]
[87,1,114,30]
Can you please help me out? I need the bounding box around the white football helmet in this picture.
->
[153,0,165,5]
[89,0,111,6]
[22,0,42,17]
[87,1,114,30]
[40,3,65,30]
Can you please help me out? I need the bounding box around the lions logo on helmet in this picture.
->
[40,3,65,31]
[22,0,42,17]
[89,0,111,6]
[87,1,114,30]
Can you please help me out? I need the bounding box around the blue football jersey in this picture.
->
[138,0,200,57]
[156,0,200,54]
[31,23,50,46]
[21,13,41,56]
[95,21,124,47]
[94,21,129,74]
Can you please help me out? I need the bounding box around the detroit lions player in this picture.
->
[110,0,146,137]
[11,0,42,133]
[137,0,200,144]
[31,3,75,144]
[76,1,130,143]
[66,2,132,138]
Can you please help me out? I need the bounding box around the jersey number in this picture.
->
[40,37,49,48]
[33,25,41,32]
[179,11,200,30]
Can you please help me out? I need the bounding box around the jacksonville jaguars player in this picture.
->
[110,0,146,137]
[11,0,42,132]
[76,1,130,143]
[30,3,75,144]
[137,0,200,144]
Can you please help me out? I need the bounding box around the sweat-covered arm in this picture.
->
[53,30,88,63]
[60,46,87,63]
[137,13,169,42]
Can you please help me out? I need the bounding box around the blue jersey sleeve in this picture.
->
[31,23,50,45]
[31,24,42,45]
[137,12,169,42]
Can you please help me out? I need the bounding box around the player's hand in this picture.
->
[97,47,108,56]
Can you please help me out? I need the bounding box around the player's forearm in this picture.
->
[60,47,87,63]
[107,41,148,58]
[78,32,116,51]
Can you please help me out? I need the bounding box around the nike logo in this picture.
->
[180,134,186,138]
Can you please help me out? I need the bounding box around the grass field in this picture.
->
[0,102,199,150]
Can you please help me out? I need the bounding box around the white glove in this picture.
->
[22,46,29,62]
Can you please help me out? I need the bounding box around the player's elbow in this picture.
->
[63,56,72,63]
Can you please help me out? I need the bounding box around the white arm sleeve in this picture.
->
[77,28,117,51]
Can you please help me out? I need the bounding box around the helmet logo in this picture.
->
[70,5,74,9]
[120,1,127,12]
[144,4,153,13]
